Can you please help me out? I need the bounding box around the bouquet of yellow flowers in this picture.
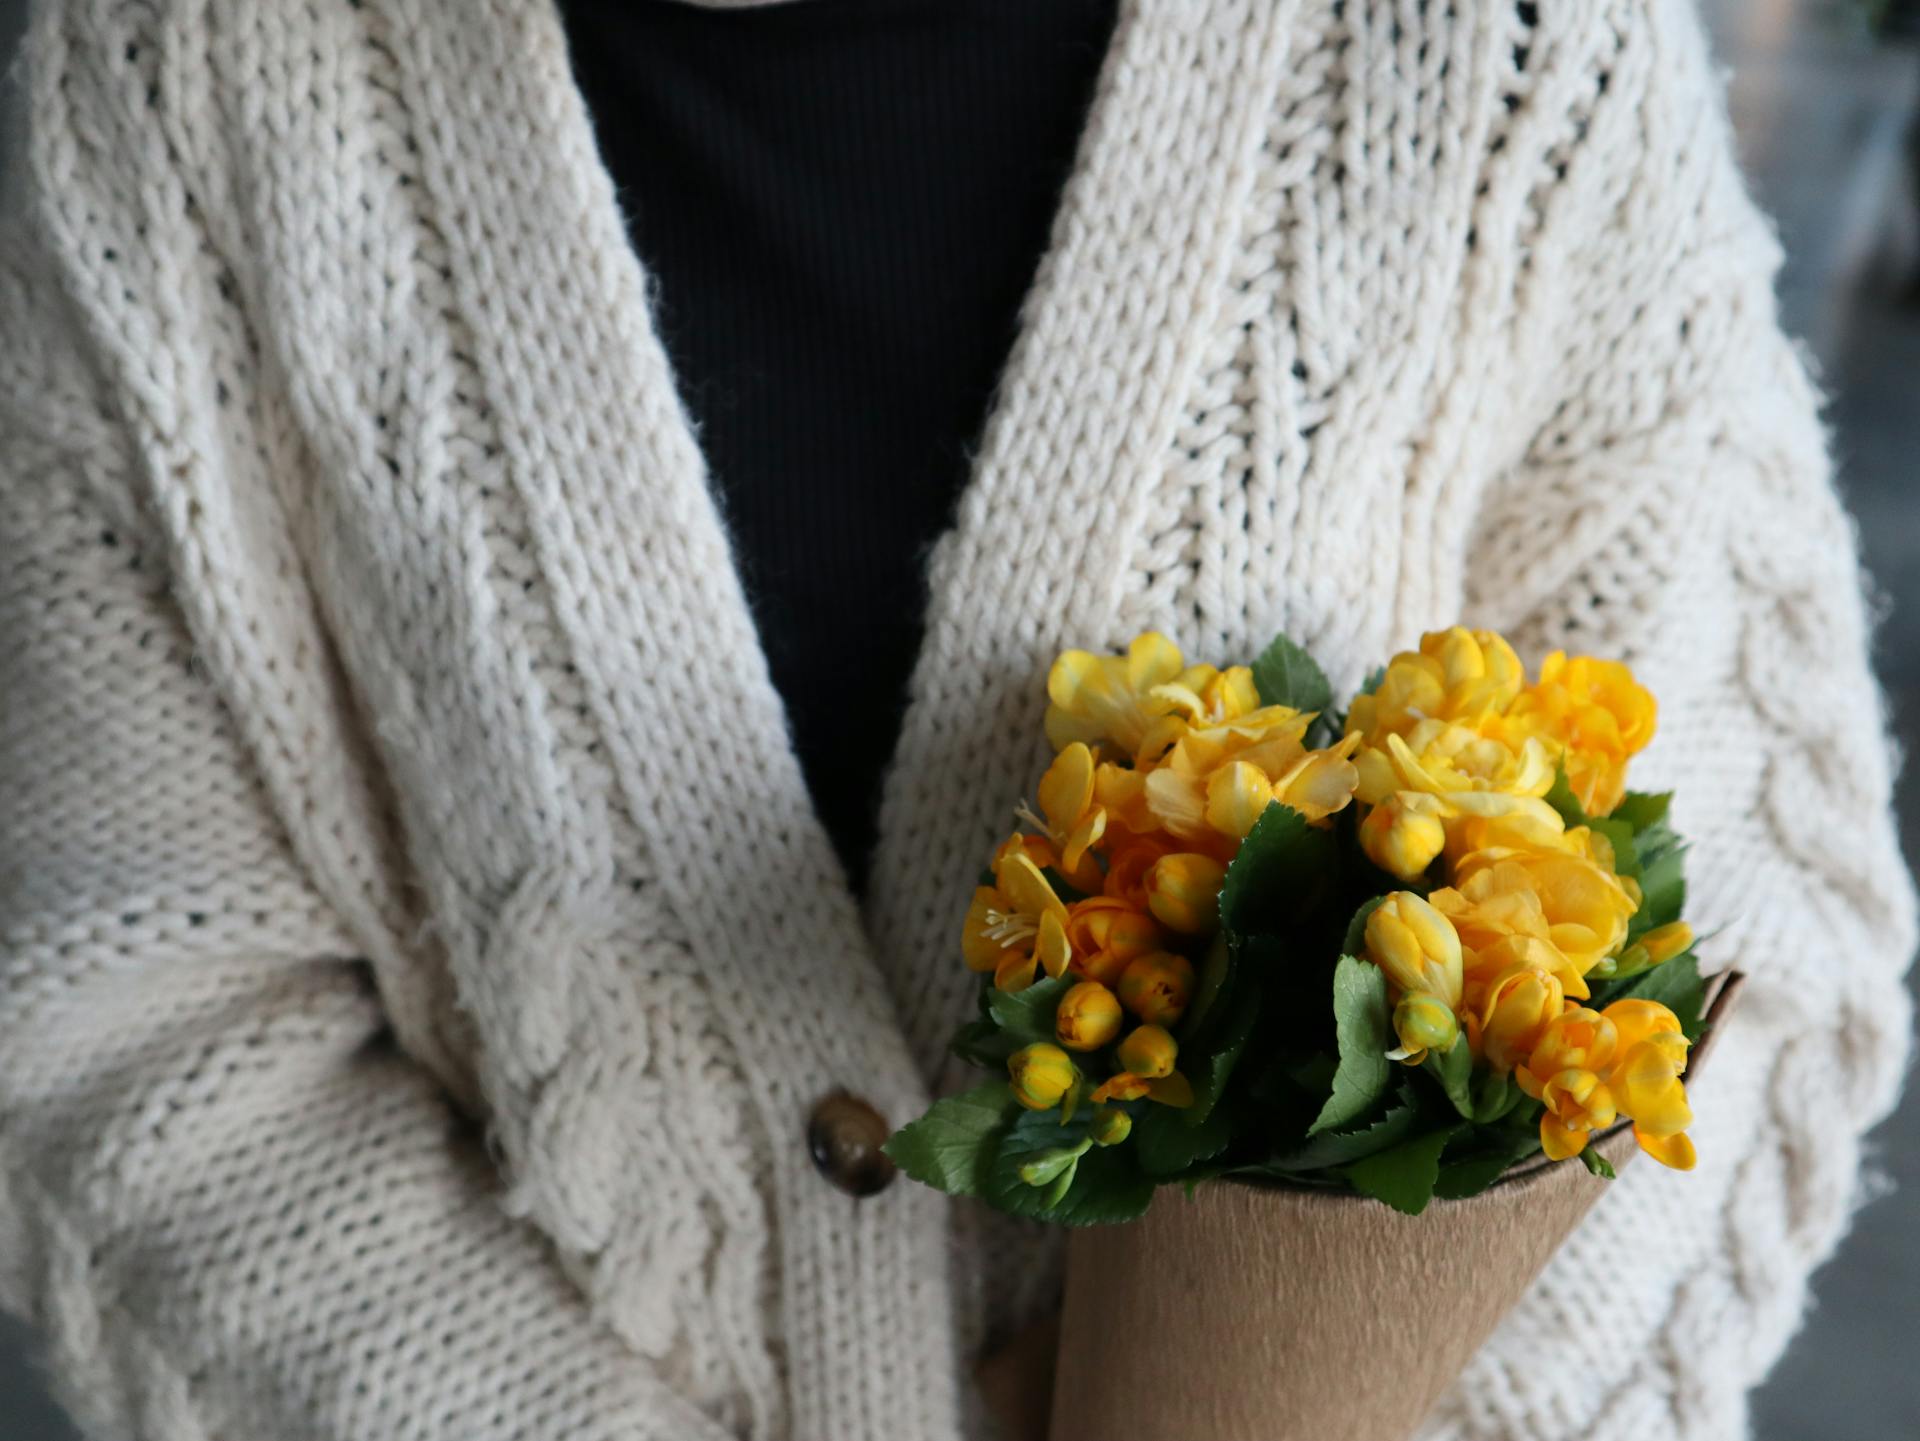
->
[887,626,1711,1223]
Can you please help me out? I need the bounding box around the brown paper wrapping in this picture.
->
[990,972,1746,1441]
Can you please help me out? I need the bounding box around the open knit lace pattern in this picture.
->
[0,2,1911,1439]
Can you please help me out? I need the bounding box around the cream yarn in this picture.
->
[0,2,1909,1439]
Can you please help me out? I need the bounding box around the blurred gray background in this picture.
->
[0,1,1915,1437]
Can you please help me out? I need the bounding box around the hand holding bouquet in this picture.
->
[889,626,1712,1221]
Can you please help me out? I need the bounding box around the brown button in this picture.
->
[807,1090,897,1197]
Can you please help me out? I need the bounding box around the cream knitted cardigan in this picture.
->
[0,1,1911,1438]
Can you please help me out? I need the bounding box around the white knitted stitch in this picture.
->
[0,4,1910,1441]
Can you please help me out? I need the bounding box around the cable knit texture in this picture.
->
[0,2,1909,1440]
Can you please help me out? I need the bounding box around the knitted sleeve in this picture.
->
[1439,3,1917,1437]
[0,234,730,1441]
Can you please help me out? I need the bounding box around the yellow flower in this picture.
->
[1055,981,1124,1051]
[1359,790,1450,882]
[1089,1108,1133,1146]
[1515,1007,1619,1160]
[1115,1024,1178,1078]
[1602,999,1695,1170]
[1363,892,1464,1009]
[1116,950,1196,1026]
[1354,721,1557,809]
[1514,1000,1696,1168]
[1064,896,1163,987]
[963,835,1072,992]
[1021,742,1107,890]
[1471,963,1565,1072]
[1389,992,1459,1066]
[1346,628,1528,742]
[1449,842,1638,980]
[1144,852,1228,934]
[1144,724,1360,841]
[1008,1043,1077,1111]
[1507,652,1656,817]
[1045,632,1191,758]
[1429,876,1589,1004]
[1148,663,1264,730]
[1101,833,1176,910]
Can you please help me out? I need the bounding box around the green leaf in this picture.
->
[1343,1125,1458,1215]
[982,1106,1157,1225]
[1433,1153,1519,1200]
[1598,951,1707,1040]
[1471,1069,1519,1124]
[986,976,1073,1046]
[1271,1093,1422,1171]
[1422,1037,1475,1121]
[1627,831,1688,942]
[1133,1100,1233,1177]
[1612,791,1672,833]
[1179,930,1234,1042]
[949,1018,1019,1069]
[1590,817,1641,881]
[1308,955,1392,1135]
[1544,768,1589,828]
[1217,803,1334,943]
[883,1082,1021,1198]
[1184,973,1263,1126]
[1251,631,1333,715]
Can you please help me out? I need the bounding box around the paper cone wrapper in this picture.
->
[1043,972,1745,1441]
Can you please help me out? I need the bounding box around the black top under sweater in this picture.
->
[556,0,1119,893]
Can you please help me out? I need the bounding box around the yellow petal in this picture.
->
[994,950,1038,993]
[1039,742,1096,835]
[1126,632,1184,692]
[1204,761,1275,839]
[1037,909,1072,980]
[962,887,1011,973]
[1145,1071,1194,1108]
[1540,1113,1588,1161]
[1634,1125,1697,1171]
[998,850,1066,926]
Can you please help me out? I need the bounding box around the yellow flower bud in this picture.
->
[1474,964,1564,1073]
[1116,950,1196,1026]
[1390,991,1458,1064]
[1144,852,1228,935]
[1007,1043,1076,1111]
[1360,792,1449,882]
[1055,981,1124,1052]
[1089,1108,1133,1147]
[1608,920,1693,981]
[1116,1023,1178,1079]
[1364,891,1464,1008]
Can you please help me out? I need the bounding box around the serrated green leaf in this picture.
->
[1423,1036,1474,1120]
[986,976,1072,1046]
[1344,1125,1458,1215]
[1272,1094,1422,1170]
[1217,803,1334,943]
[1590,817,1640,881]
[1612,791,1672,833]
[1627,835,1687,942]
[982,1105,1157,1225]
[1309,955,1391,1135]
[1597,951,1707,1040]
[1133,1099,1233,1177]
[883,1082,1020,1197]
[1251,632,1333,715]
